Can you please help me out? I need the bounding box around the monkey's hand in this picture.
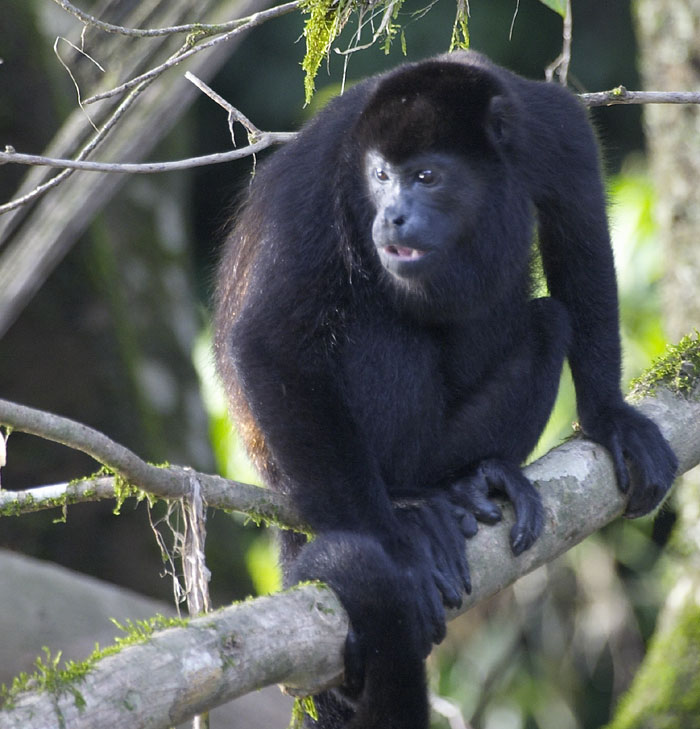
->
[450,459,544,556]
[581,402,678,517]
[391,493,478,655]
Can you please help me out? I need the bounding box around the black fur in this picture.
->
[214,51,677,728]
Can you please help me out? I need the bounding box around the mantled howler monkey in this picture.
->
[214,51,677,729]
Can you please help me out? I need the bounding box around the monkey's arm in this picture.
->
[529,82,677,514]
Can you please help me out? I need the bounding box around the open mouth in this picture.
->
[382,245,427,260]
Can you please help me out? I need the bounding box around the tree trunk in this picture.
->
[605,2,700,727]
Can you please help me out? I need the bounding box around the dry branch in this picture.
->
[0,0,272,339]
[51,0,301,38]
[580,88,700,107]
[0,135,296,175]
[2,89,700,181]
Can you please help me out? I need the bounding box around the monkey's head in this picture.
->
[352,58,529,308]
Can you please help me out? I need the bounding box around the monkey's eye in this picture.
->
[375,168,389,182]
[416,170,435,185]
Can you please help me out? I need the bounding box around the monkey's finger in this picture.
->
[425,499,472,600]
[622,426,676,517]
[414,576,446,652]
[457,510,478,538]
[416,501,463,589]
[431,567,463,609]
[606,430,631,495]
[485,464,544,555]
[451,476,502,524]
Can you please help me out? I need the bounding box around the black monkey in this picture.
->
[214,51,677,729]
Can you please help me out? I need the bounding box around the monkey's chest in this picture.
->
[340,326,457,492]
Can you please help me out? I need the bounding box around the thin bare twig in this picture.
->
[0,134,296,177]
[545,0,572,85]
[184,72,262,146]
[0,0,297,219]
[53,35,105,131]
[51,0,301,38]
[508,0,520,41]
[82,1,302,106]
[0,37,167,215]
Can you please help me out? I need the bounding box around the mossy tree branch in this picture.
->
[0,398,299,527]
[1,355,699,728]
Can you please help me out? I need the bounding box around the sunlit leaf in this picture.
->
[538,0,567,17]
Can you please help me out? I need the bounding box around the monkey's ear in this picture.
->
[486,95,514,148]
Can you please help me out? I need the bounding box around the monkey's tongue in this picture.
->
[385,245,426,260]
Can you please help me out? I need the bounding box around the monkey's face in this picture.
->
[365,149,484,282]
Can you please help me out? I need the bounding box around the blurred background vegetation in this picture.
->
[1,1,698,727]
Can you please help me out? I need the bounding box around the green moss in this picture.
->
[0,614,189,712]
[449,0,470,51]
[630,332,700,399]
[0,648,88,712]
[108,614,189,645]
[0,492,31,517]
[243,511,265,528]
[299,0,407,104]
[300,0,349,104]
[0,464,164,519]
[113,463,163,515]
[185,28,209,48]
[606,598,700,729]
[289,695,318,729]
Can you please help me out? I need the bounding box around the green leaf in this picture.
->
[538,0,567,17]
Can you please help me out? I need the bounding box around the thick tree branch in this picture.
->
[0,584,348,729]
[1,382,699,728]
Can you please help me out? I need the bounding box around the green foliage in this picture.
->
[192,330,261,486]
[538,0,567,17]
[245,532,282,594]
[609,171,668,378]
[379,14,403,56]
[193,330,282,595]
